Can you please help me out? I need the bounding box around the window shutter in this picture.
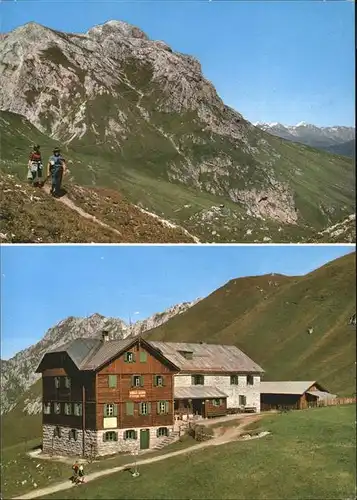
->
[113,404,118,417]
[157,402,160,414]
[114,432,118,441]
[132,352,136,362]
[153,375,157,387]
[156,428,160,438]
[140,351,147,362]
[126,402,134,416]
[165,401,169,414]
[191,375,195,385]
[123,431,127,441]
[134,430,138,440]
[108,375,117,388]
[140,376,144,387]
[124,353,128,363]
[147,402,151,414]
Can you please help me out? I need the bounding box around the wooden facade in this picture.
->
[260,382,328,411]
[96,341,177,430]
[38,338,179,434]
[40,353,97,430]
[174,397,227,419]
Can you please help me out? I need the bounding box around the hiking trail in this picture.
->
[42,184,123,238]
[42,184,199,242]
[13,415,261,500]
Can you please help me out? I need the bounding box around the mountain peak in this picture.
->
[87,19,149,40]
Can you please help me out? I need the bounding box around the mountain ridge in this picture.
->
[254,122,355,157]
[0,299,199,414]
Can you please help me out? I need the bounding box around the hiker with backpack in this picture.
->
[27,144,44,187]
[47,147,67,197]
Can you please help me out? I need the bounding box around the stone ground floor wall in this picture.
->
[42,425,97,458]
[42,424,174,458]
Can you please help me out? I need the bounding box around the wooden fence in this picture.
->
[318,397,356,407]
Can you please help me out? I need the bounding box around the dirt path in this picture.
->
[42,184,199,243]
[13,416,262,500]
[42,184,123,237]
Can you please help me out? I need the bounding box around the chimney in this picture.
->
[102,330,110,342]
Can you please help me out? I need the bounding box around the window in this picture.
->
[153,375,164,387]
[213,399,222,406]
[157,427,169,437]
[74,403,82,416]
[124,352,135,363]
[64,377,71,389]
[192,375,204,385]
[54,377,60,389]
[103,431,118,442]
[239,395,247,407]
[54,402,61,415]
[64,403,72,415]
[43,402,51,414]
[230,375,239,385]
[124,430,137,440]
[247,375,254,386]
[53,426,61,438]
[132,375,143,387]
[69,429,78,441]
[126,402,134,416]
[108,375,117,388]
[104,403,118,417]
[139,402,151,415]
[157,401,169,414]
[140,351,147,362]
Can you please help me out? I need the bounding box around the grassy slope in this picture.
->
[0,171,196,243]
[1,109,354,243]
[146,252,356,395]
[41,405,356,500]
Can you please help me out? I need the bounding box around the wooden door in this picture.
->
[140,429,150,449]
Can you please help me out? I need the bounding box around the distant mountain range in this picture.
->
[254,122,355,157]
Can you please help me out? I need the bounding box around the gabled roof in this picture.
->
[306,390,336,400]
[260,381,328,395]
[36,338,102,372]
[36,336,263,374]
[149,341,264,373]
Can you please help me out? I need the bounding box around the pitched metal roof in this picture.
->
[47,338,102,369]
[42,337,263,374]
[81,338,134,370]
[174,386,228,399]
[260,381,318,395]
[149,341,264,373]
[306,390,336,400]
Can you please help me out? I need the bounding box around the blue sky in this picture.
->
[1,0,354,126]
[1,245,354,359]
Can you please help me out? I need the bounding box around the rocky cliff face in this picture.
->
[0,300,199,414]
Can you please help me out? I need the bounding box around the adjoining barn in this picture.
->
[260,381,336,411]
